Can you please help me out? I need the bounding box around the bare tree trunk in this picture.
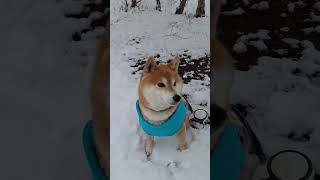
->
[131,0,137,7]
[155,0,161,11]
[175,0,187,14]
[195,0,205,17]
[124,0,129,12]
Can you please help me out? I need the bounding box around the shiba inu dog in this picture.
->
[137,56,191,156]
[212,1,259,179]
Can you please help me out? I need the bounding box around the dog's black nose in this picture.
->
[173,95,181,102]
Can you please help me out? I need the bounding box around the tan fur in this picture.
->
[91,30,109,176]
[212,38,234,110]
[175,119,189,151]
[138,56,190,156]
[212,0,234,111]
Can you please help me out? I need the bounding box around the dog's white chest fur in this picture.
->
[140,104,177,123]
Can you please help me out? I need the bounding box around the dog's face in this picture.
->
[139,56,183,111]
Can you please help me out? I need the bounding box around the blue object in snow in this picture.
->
[211,122,246,180]
[82,120,108,180]
[136,100,188,137]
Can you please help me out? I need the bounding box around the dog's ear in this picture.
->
[168,56,180,72]
[143,56,157,73]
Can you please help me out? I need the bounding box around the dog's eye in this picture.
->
[157,82,165,87]
[173,81,176,86]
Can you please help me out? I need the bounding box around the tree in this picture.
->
[175,0,187,14]
[155,0,161,11]
[131,0,137,7]
[195,0,205,17]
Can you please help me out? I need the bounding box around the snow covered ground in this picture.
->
[232,48,320,179]
[220,0,320,179]
[0,0,107,179]
[110,0,210,180]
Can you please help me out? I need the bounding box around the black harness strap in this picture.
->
[231,105,267,164]
[211,103,227,132]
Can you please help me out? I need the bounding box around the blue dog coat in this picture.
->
[136,100,188,137]
[82,120,108,180]
[211,122,246,180]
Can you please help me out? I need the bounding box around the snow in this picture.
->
[110,0,210,180]
[221,1,320,178]
[249,40,268,51]
[89,11,104,20]
[314,2,320,11]
[280,27,290,32]
[233,30,270,52]
[287,3,295,13]
[302,26,320,34]
[242,0,250,6]
[233,41,248,54]
[308,12,320,22]
[282,38,301,48]
[251,1,269,11]
[257,1,269,11]
[273,49,288,55]
[231,40,320,179]
[280,12,288,18]
[0,0,98,179]
[221,7,245,16]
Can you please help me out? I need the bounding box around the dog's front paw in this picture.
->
[145,141,154,157]
[178,143,189,152]
[145,148,152,157]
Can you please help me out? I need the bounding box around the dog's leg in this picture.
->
[144,134,155,157]
[185,112,191,129]
[185,112,195,142]
[176,123,188,151]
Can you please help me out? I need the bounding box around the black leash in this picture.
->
[230,104,267,164]
[211,103,227,131]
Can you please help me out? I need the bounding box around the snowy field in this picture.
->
[0,0,108,179]
[219,0,320,179]
[110,0,210,180]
